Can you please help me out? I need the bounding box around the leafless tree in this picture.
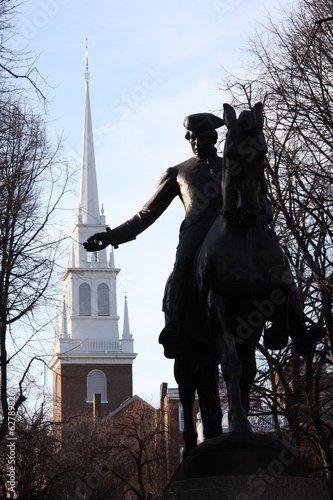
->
[0,101,70,444]
[0,401,61,499]
[99,402,168,499]
[0,0,47,102]
[0,401,168,499]
[219,0,333,493]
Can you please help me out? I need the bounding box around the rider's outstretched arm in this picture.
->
[84,167,179,251]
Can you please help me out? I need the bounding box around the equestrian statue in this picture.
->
[84,103,321,457]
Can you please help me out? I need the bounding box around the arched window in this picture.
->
[98,283,110,316]
[86,370,107,403]
[79,283,91,316]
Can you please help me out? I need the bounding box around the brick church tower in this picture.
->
[49,45,136,425]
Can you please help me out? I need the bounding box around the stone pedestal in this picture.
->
[163,475,328,499]
[163,434,329,499]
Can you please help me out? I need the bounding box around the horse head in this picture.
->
[222,102,268,227]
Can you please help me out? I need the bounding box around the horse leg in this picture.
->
[207,292,252,435]
[180,387,197,458]
[237,342,257,416]
[222,345,253,434]
[174,353,198,458]
[196,351,222,440]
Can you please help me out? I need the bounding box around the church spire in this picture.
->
[122,294,131,339]
[122,294,134,353]
[61,294,68,339]
[55,304,60,340]
[79,38,100,225]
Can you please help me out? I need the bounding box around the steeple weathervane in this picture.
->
[84,36,90,86]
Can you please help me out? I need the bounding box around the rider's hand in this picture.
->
[83,232,111,252]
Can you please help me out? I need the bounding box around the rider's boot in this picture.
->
[159,268,187,359]
[288,287,323,356]
[263,265,292,350]
[159,317,180,359]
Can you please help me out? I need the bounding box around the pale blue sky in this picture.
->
[13,0,287,406]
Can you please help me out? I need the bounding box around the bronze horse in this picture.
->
[172,102,292,455]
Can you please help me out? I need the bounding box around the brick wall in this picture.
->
[54,362,133,423]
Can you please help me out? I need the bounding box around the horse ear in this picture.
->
[223,103,236,128]
[252,102,264,127]
[252,102,263,112]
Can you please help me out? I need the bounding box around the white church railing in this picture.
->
[52,338,121,355]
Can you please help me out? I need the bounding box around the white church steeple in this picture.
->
[79,39,100,226]
[72,42,108,270]
[49,44,136,425]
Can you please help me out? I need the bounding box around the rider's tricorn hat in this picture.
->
[183,113,224,134]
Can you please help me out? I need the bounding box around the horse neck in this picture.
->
[221,161,237,218]
[221,158,265,220]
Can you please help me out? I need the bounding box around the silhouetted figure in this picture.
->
[84,113,225,357]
